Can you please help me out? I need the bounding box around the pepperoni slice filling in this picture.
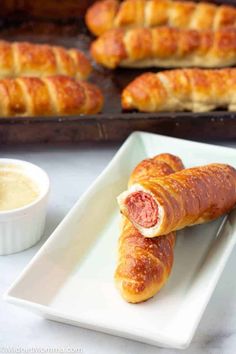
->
[125,191,159,228]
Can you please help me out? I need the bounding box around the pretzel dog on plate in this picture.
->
[115,153,184,303]
[118,164,236,238]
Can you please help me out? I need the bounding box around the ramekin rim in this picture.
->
[0,158,50,217]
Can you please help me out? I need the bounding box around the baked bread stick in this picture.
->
[0,40,91,80]
[91,27,236,69]
[0,76,103,116]
[122,68,236,112]
[86,0,236,36]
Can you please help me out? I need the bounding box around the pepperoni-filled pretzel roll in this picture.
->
[115,153,184,303]
[91,27,236,69]
[117,164,236,238]
[0,41,92,80]
[86,0,236,36]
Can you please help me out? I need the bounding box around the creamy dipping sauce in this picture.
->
[0,170,39,211]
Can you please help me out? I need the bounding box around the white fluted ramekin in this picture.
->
[0,159,50,255]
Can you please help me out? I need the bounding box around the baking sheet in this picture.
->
[0,2,235,143]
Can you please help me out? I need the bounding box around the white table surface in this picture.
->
[0,140,236,354]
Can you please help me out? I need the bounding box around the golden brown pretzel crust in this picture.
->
[120,164,236,238]
[128,154,184,187]
[122,68,236,112]
[115,153,184,303]
[86,0,236,36]
[0,76,103,117]
[0,41,92,80]
[85,0,119,36]
[115,219,176,303]
[91,27,236,69]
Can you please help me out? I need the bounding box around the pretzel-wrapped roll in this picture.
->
[117,164,236,238]
[122,68,236,113]
[128,153,184,187]
[0,76,103,117]
[86,0,119,36]
[115,154,184,303]
[91,27,236,69]
[0,41,92,80]
[86,0,236,36]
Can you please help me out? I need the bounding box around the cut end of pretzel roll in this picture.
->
[117,184,164,238]
[85,0,119,36]
[125,191,159,228]
[118,153,185,236]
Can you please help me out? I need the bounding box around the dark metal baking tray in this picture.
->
[0,0,235,144]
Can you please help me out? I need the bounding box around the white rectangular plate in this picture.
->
[5,132,236,349]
